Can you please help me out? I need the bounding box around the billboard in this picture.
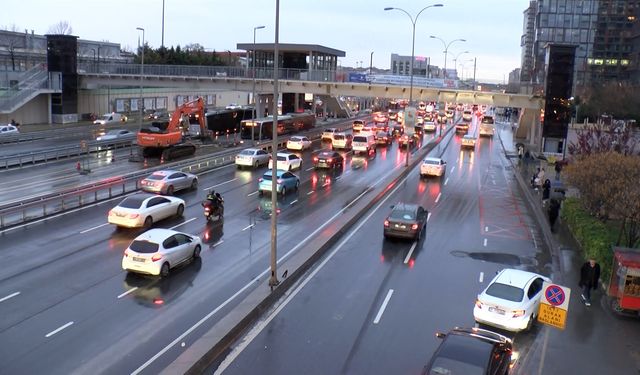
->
[348,73,369,83]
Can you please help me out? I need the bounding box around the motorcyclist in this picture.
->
[204,190,223,216]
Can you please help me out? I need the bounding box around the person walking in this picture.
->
[548,198,560,232]
[579,258,601,306]
[554,162,563,180]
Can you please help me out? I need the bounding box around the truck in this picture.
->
[93,112,127,125]
[137,98,209,160]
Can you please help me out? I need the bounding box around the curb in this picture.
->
[162,125,456,374]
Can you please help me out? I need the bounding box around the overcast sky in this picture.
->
[2,0,530,83]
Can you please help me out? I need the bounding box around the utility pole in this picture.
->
[269,0,281,289]
[161,0,165,48]
[369,51,374,75]
[473,57,477,91]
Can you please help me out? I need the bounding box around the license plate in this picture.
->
[489,307,505,315]
[319,159,326,163]
[133,257,145,262]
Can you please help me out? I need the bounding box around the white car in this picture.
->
[474,268,551,332]
[352,120,365,133]
[235,148,270,169]
[96,129,135,141]
[140,170,198,195]
[424,121,437,132]
[108,193,185,228]
[287,136,312,151]
[322,128,338,142]
[420,157,446,177]
[0,125,20,136]
[268,152,302,171]
[462,134,477,149]
[122,228,202,277]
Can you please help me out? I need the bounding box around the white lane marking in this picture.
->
[290,199,298,205]
[450,166,456,173]
[322,182,330,187]
[206,178,237,190]
[247,191,259,197]
[444,177,449,185]
[45,321,74,338]
[373,289,395,324]
[212,240,224,248]
[483,238,488,247]
[307,191,314,195]
[485,226,489,232]
[80,222,110,234]
[242,224,255,231]
[117,287,138,299]
[214,164,407,374]
[305,167,314,171]
[170,217,196,230]
[531,229,538,249]
[479,272,484,283]
[435,192,442,203]
[0,291,20,303]
[427,212,432,222]
[403,242,417,264]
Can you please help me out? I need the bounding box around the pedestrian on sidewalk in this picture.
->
[555,162,563,180]
[542,179,551,206]
[579,258,601,306]
[548,198,560,231]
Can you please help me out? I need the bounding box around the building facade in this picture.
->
[390,54,436,77]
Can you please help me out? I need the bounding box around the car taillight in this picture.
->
[384,220,390,227]
[151,253,163,262]
[475,299,483,309]
[108,210,114,216]
[327,158,333,163]
[277,179,283,184]
[153,298,164,305]
[259,178,263,182]
[411,223,419,230]
[313,157,318,162]
[512,309,525,318]
[124,250,130,257]
[128,213,140,219]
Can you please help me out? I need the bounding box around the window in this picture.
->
[527,278,544,299]
[163,236,179,249]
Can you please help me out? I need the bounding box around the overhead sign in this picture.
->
[537,281,571,330]
[404,106,417,136]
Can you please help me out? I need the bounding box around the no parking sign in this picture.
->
[537,281,571,330]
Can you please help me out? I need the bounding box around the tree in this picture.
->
[47,21,73,35]
[564,153,640,247]
[567,121,638,156]
[575,82,640,123]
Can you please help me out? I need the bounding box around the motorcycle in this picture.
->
[203,199,224,222]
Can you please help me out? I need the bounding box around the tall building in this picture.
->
[390,53,431,77]
[520,0,638,87]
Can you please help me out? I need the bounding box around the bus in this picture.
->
[241,113,316,140]
[202,107,254,137]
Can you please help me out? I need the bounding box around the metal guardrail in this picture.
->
[0,127,103,145]
[0,138,136,169]
[0,121,350,229]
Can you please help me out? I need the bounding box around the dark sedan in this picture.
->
[383,203,428,240]
[312,150,344,169]
[423,327,515,375]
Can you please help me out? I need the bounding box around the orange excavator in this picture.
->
[137,97,208,160]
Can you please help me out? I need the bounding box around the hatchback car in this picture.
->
[235,148,270,169]
[258,170,300,196]
[108,193,185,228]
[286,136,312,151]
[96,129,135,142]
[322,128,338,142]
[312,150,344,169]
[122,228,202,277]
[0,125,19,136]
[268,152,302,171]
[383,203,428,240]
[474,268,551,332]
[140,170,198,195]
[420,157,446,177]
[423,327,514,375]
[332,132,353,150]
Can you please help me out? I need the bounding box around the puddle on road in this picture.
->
[450,250,523,266]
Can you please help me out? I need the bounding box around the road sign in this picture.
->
[537,281,571,330]
[404,106,416,136]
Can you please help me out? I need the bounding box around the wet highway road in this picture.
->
[214,121,552,374]
[0,120,448,374]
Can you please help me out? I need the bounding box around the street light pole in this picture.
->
[369,51,374,75]
[429,36,465,78]
[269,0,280,289]
[251,25,266,144]
[136,27,145,130]
[451,50,469,79]
[385,3,443,167]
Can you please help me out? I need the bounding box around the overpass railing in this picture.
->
[78,63,339,82]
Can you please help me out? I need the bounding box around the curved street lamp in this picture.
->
[251,25,266,144]
[429,36,465,78]
[385,4,443,167]
[451,50,469,79]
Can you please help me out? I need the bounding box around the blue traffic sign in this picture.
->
[545,285,566,306]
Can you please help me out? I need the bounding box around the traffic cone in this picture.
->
[76,161,81,171]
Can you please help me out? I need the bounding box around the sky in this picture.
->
[2,0,530,83]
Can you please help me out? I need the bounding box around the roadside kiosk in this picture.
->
[608,247,640,315]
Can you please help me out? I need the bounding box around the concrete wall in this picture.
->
[0,93,49,124]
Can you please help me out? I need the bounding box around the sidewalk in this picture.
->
[496,122,640,374]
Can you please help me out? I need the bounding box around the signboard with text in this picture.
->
[404,106,417,136]
[537,281,571,330]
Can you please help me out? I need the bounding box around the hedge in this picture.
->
[561,197,616,283]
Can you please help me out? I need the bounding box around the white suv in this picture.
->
[322,128,338,142]
[268,152,302,171]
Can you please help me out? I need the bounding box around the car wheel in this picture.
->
[295,180,300,191]
[143,216,153,228]
[193,245,201,259]
[166,185,174,195]
[525,315,534,331]
[160,262,170,278]
[176,204,185,217]
[254,160,259,168]
[288,165,292,171]
[191,179,198,190]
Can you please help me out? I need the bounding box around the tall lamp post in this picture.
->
[136,27,145,130]
[429,36,465,78]
[451,50,469,79]
[269,0,281,289]
[385,4,443,167]
[369,51,374,75]
[251,25,266,144]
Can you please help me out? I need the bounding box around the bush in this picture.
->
[561,197,615,283]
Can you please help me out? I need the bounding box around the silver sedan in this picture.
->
[140,170,198,195]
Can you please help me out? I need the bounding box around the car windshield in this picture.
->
[277,156,287,161]
[291,137,303,141]
[262,174,273,181]
[129,240,160,254]
[424,159,440,165]
[104,130,122,135]
[353,136,368,142]
[240,150,255,155]
[389,209,416,221]
[334,134,345,140]
[146,173,166,181]
[482,117,495,124]
[486,283,524,302]
[428,357,484,375]
[118,196,146,209]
